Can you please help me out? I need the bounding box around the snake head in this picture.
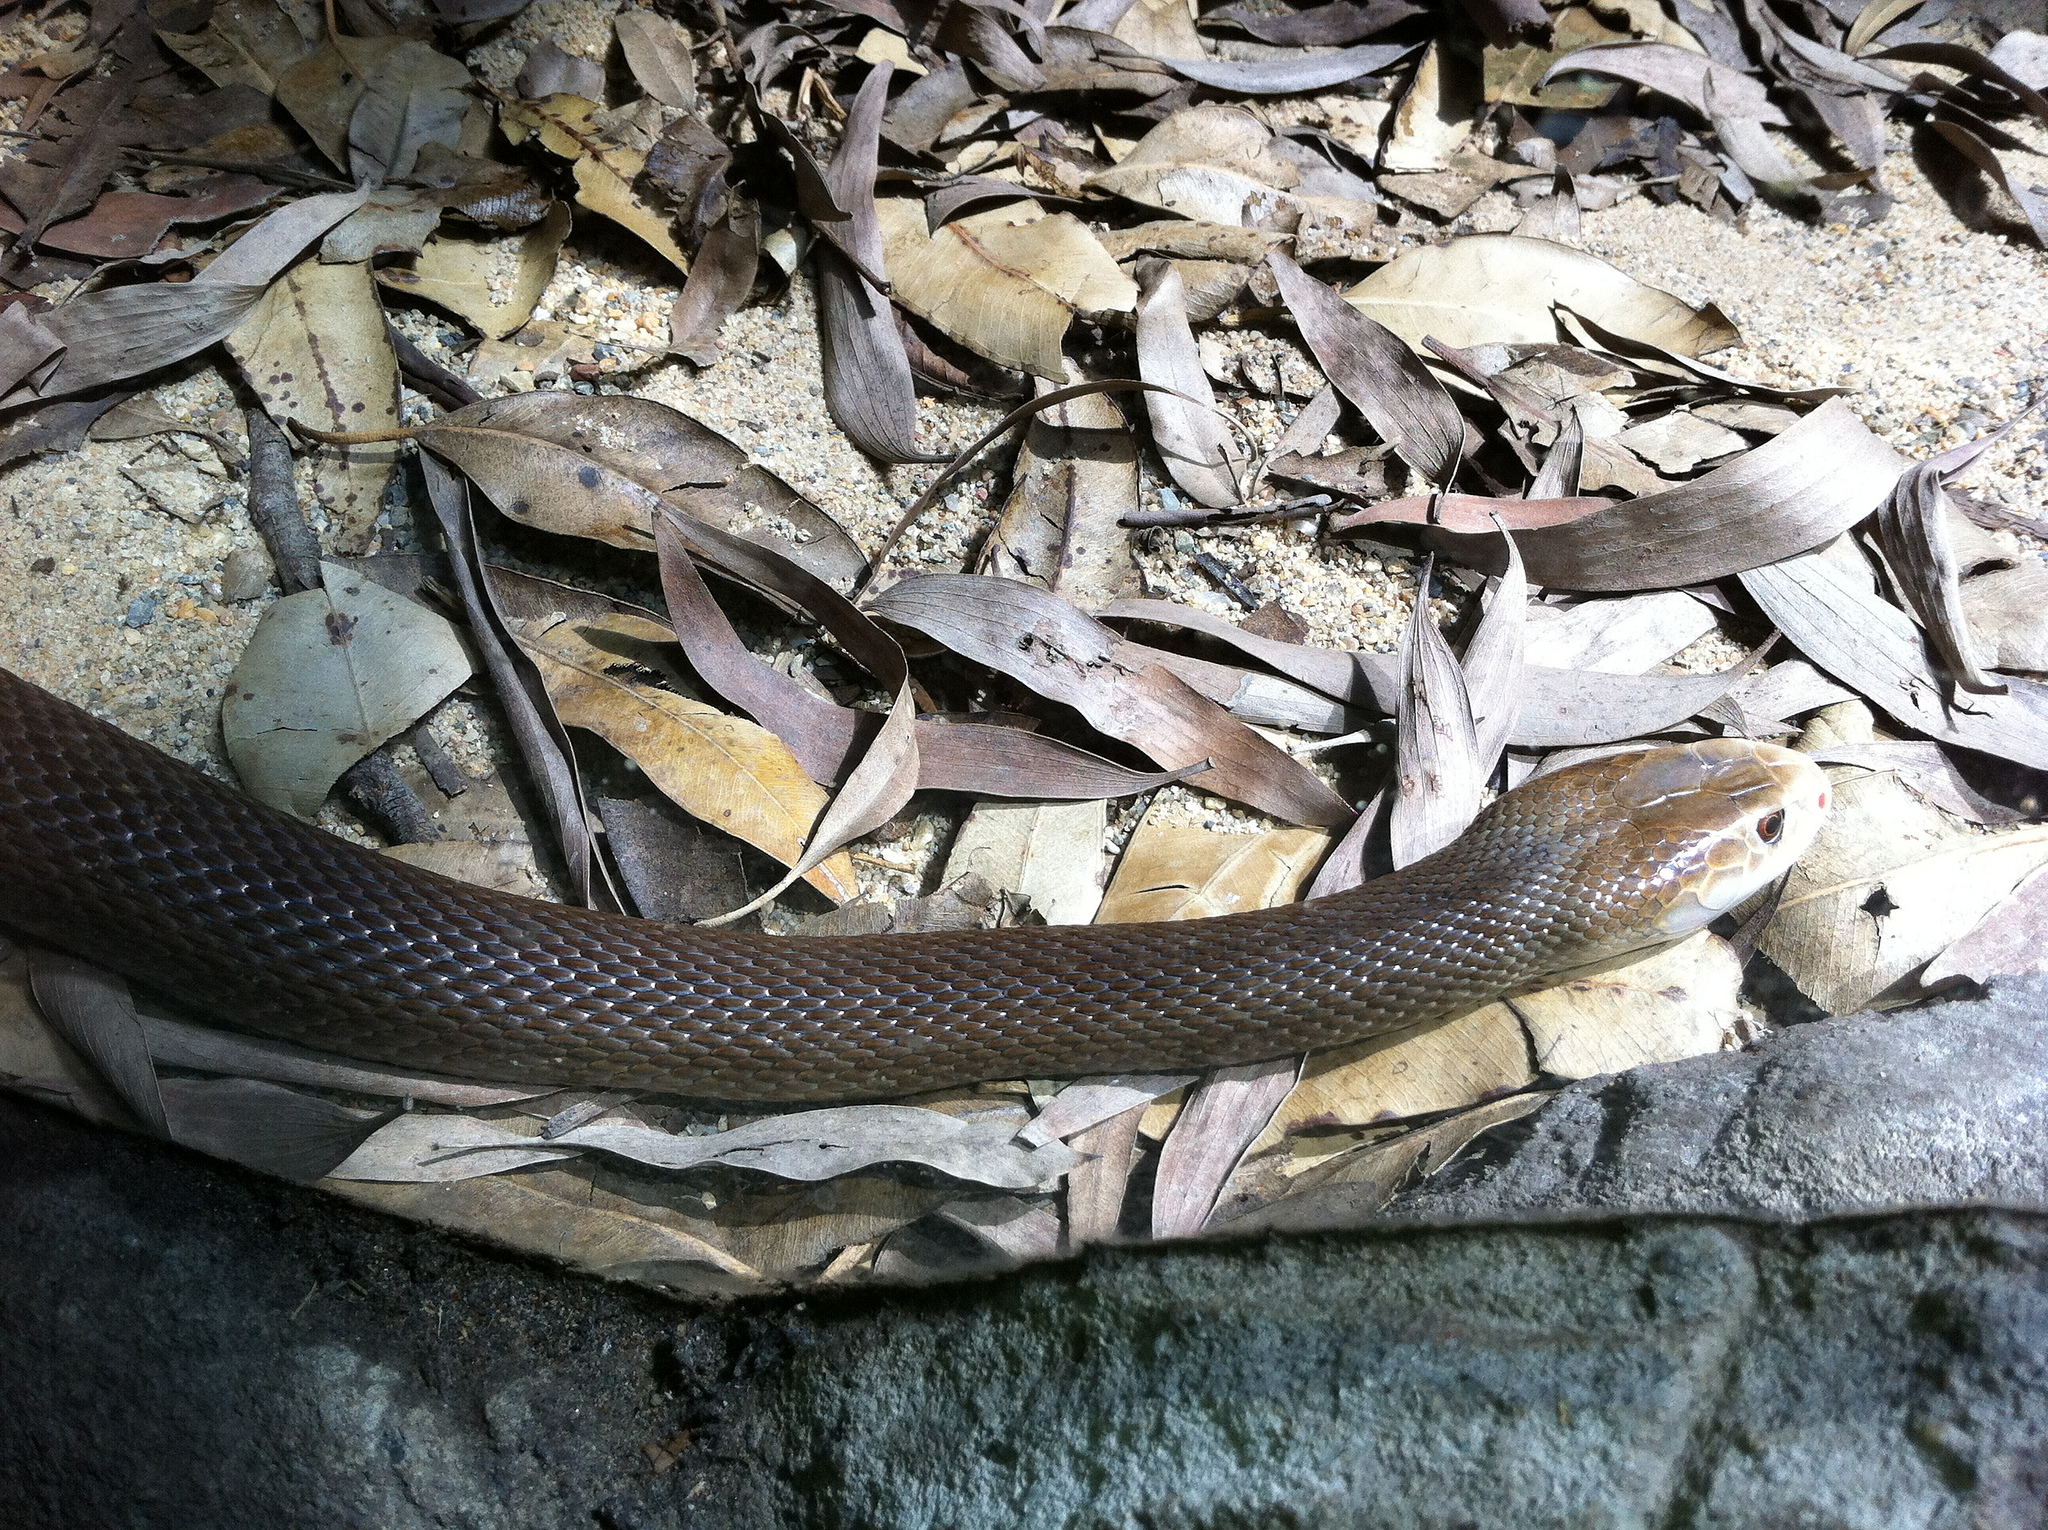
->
[1610,739,1831,937]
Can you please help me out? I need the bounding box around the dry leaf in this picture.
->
[1345,233,1739,357]
[1168,42,1417,94]
[227,257,398,554]
[501,95,691,274]
[942,798,1112,927]
[1923,862,2048,986]
[1509,930,1743,1079]
[1380,39,1479,172]
[223,560,472,815]
[9,189,371,405]
[1390,561,1484,868]
[1268,250,1464,487]
[1337,399,1905,591]
[28,950,167,1135]
[615,11,697,111]
[330,1170,767,1295]
[981,374,1142,607]
[1088,105,1302,223]
[1216,1093,1545,1233]
[1959,562,2048,674]
[1248,1002,1535,1155]
[868,574,1354,826]
[1875,460,2004,695]
[1064,1104,1144,1244]
[1097,821,1332,923]
[817,62,931,464]
[508,609,859,904]
[1764,756,2048,1013]
[1133,258,1244,507]
[1546,41,1789,123]
[878,198,1135,380]
[332,1104,1079,1190]
[1523,590,1717,673]
[413,390,865,580]
[1151,1057,1299,1237]
[376,202,571,341]
[159,0,318,93]
[139,1012,540,1106]
[1017,1074,1197,1148]
[1744,548,2048,771]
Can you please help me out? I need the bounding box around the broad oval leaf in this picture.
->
[224,560,472,816]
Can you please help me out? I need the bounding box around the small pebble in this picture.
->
[221,546,275,602]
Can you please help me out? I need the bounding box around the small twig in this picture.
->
[385,320,483,410]
[1123,495,1331,529]
[341,749,445,844]
[408,719,471,797]
[1193,551,1259,610]
[245,408,324,594]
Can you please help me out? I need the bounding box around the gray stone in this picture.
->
[727,1214,2048,1530]
[220,544,275,602]
[10,982,2048,1528]
[1387,976,2048,1224]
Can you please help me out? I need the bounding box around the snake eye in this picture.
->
[1756,810,1785,845]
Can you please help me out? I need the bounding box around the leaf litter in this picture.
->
[0,0,2043,1294]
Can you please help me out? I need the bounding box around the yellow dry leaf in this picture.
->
[500,94,690,276]
[1095,822,1331,923]
[876,197,1136,380]
[514,615,857,903]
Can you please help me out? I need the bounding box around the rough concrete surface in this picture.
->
[8,979,2048,1529]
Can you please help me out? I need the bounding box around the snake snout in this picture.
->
[1623,740,1831,936]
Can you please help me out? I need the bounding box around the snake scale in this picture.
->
[0,666,1828,1102]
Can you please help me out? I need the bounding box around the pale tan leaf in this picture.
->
[1508,931,1743,1080]
[1134,258,1244,507]
[1017,1074,1197,1147]
[1380,40,1480,172]
[1248,1003,1536,1158]
[1764,757,2048,1013]
[942,798,1112,927]
[226,258,399,555]
[1087,106,1302,223]
[1096,822,1332,923]
[501,95,690,275]
[1345,233,1739,357]
[877,197,1136,380]
[376,202,570,341]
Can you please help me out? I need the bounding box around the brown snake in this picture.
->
[0,666,1828,1103]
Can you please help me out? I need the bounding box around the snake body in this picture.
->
[0,666,1828,1102]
